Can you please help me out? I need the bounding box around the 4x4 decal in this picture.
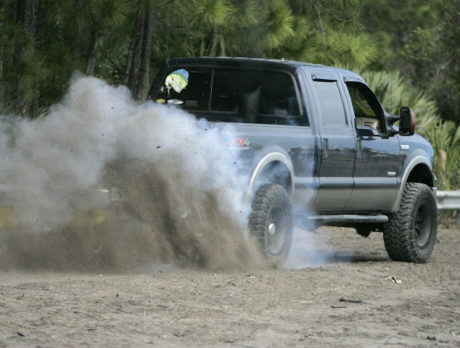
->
[230,137,250,150]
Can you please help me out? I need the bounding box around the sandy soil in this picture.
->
[1,226,459,347]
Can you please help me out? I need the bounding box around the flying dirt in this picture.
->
[0,76,264,271]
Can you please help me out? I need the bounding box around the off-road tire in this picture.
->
[248,184,293,267]
[384,183,437,263]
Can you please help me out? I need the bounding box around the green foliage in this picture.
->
[0,0,458,187]
[193,0,233,26]
[0,0,41,115]
[362,69,460,190]
[360,70,438,130]
[361,0,459,125]
[361,0,439,62]
[273,0,379,67]
[306,32,378,67]
[264,0,294,50]
[187,0,235,56]
[400,0,460,125]
[424,123,460,190]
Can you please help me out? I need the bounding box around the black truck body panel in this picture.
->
[149,57,435,220]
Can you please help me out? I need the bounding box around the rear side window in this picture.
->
[313,81,347,127]
[152,67,305,126]
[155,68,211,110]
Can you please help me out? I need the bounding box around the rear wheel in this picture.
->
[248,184,293,267]
[384,183,437,263]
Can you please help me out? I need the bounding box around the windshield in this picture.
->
[151,67,304,125]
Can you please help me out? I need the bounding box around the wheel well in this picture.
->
[406,164,433,188]
[254,161,292,194]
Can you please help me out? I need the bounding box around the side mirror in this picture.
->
[399,107,415,136]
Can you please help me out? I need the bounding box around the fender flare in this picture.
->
[391,155,434,212]
[247,152,295,195]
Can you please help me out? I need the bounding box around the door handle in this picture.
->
[322,138,329,158]
[357,138,363,158]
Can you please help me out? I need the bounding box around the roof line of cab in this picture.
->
[166,57,360,78]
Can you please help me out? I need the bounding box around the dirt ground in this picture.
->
[0,226,459,348]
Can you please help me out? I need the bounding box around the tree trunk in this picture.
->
[86,26,100,76]
[124,5,154,101]
[0,46,3,80]
[17,0,39,36]
[14,0,40,117]
[219,35,226,57]
[210,26,219,57]
[0,31,4,81]
[136,8,154,101]
[123,10,144,87]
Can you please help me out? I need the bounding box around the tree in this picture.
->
[0,6,6,81]
[273,0,378,67]
[362,0,437,49]
[13,0,41,117]
[123,0,155,101]
[80,0,129,76]
[400,0,459,125]
[0,0,457,127]
[190,0,234,57]
[361,69,460,190]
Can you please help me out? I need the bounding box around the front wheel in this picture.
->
[384,183,437,263]
[248,184,293,267]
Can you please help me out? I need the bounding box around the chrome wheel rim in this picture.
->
[414,203,431,247]
[267,206,286,255]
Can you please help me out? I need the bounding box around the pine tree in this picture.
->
[80,0,129,76]
[13,0,41,117]
[274,0,378,67]
[123,0,157,101]
[400,0,459,125]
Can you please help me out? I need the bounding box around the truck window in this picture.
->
[154,68,211,111]
[313,81,348,127]
[152,67,304,126]
[346,82,384,132]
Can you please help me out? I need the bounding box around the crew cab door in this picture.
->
[343,79,402,211]
[308,74,356,211]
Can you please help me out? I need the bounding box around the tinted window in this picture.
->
[152,67,304,125]
[155,69,211,111]
[314,81,347,127]
[258,72,300,118]
[346,82,384,132]
[211,70,241,112]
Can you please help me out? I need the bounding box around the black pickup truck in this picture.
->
[149,57,438,266]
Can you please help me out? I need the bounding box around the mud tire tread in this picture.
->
[248,184,293,267]
[383,183,437,263]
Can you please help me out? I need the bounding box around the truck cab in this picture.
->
[149,57,438,266]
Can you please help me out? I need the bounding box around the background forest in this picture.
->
[0,0,459,189]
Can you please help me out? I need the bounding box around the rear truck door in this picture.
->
[216,67,316,209]
[306,72,356,212]
[342,77,402,211]
[288,68,320,210]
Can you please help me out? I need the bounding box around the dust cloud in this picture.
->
[285,227,336,268]
[0,76,264,272]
